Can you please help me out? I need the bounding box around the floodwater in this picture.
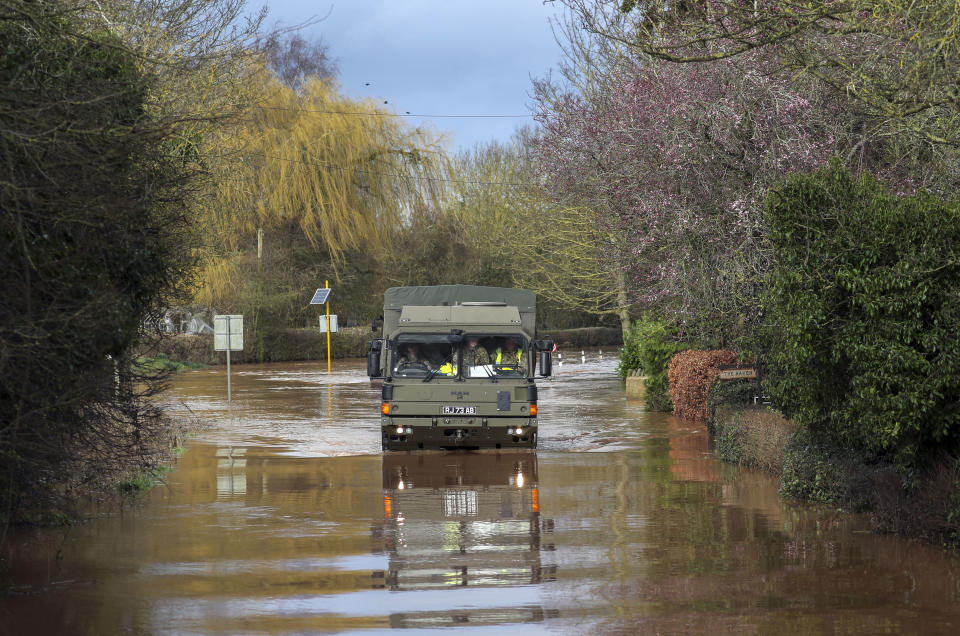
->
[3,355,960,634]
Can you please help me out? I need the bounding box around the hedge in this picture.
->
[145,327,373,365]
[145,325,619,366]
[618,316,691,411]
[667,349,737,421]
[762,160,960,468]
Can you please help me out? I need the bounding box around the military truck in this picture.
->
[366,285,553,451]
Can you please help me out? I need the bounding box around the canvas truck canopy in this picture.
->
[383,285,536,336]
[398,305,523,330]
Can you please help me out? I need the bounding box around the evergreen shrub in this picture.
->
[707,379,761,431]
[617,316,691,411]
[763,160,960,468]
[779,427,883,511]
[1,3,196,527]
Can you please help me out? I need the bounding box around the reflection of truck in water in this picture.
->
[374,451,556,629]
[367,285,553,451]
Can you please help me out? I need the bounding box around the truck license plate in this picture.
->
[442,406,477,414]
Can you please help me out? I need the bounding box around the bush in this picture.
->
[763,160,960,469]
[667,349,737,421]
[0,4,196,528]
[711,406,796,474]
[712,412,745,464]
[618,316,691,411]
[549,327,622,348]
[872,454,960,546]
[707,379,761,431]
[779,427,885,511]
[147,327,373,365]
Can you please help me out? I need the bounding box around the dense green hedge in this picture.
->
[148,328,373,364]
[547,326,622,348]
[1,2,198,526]
[762,160,960,468]
[618,316,691,411]
[152,325,620,366]
[707,379,761,432]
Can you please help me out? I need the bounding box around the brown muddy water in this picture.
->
[3,355,960,634]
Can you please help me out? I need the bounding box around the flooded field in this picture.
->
[3,355,960,634]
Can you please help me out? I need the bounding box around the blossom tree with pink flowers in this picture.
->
[530,37,959,346]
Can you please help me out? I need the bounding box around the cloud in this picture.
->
[267,0,561,149]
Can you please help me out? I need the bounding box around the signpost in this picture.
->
[717,365,758,381]
[319,314,338,333]
[214,314,243,402]
[310,283,333,373]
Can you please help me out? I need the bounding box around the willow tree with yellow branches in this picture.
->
[562,0,960,146]
[194,71,450,337]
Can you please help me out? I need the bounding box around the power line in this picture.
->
[253,105,533,118]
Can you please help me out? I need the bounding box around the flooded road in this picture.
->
[4,356,960,634]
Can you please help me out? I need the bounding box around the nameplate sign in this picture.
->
[717,366,757,381]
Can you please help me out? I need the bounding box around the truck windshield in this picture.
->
[392,334,457,378]
[462,334,529,379]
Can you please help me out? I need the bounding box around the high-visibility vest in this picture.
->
[439,361,457,376]
[495,349,522,365]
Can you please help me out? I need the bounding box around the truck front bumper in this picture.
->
[382,417,537,451]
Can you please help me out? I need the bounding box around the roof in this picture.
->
[398,305,523,327]
[384,285,535,312]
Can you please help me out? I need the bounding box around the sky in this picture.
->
[260,1,567,152]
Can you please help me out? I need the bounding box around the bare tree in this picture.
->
[260,30,338,89]
[561,0,960,145]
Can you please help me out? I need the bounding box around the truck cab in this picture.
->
[367,286,552,451]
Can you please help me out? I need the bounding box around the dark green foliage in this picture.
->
[547,327,621,347]
[618,316,691,411]
[779,427,880,511]
[708,379,759,411]
[135,354,207,375]
[779,428,853,505]
[1,2,196,527]
[388,213,514,290]
[762,160,960,468]
[712,415,744,464]
[706,379,760,431]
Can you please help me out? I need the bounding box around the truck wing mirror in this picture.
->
[539,350,552,377]
[535,338,554,376]
[535,338,554,352]
[367,339,383,377]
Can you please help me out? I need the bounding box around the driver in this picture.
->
[395,343,432,371]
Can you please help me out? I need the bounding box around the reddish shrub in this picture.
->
[668,349,737,421]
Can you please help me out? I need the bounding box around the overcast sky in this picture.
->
[261,1,566,152]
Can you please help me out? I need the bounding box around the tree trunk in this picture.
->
[615,268,631,341]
